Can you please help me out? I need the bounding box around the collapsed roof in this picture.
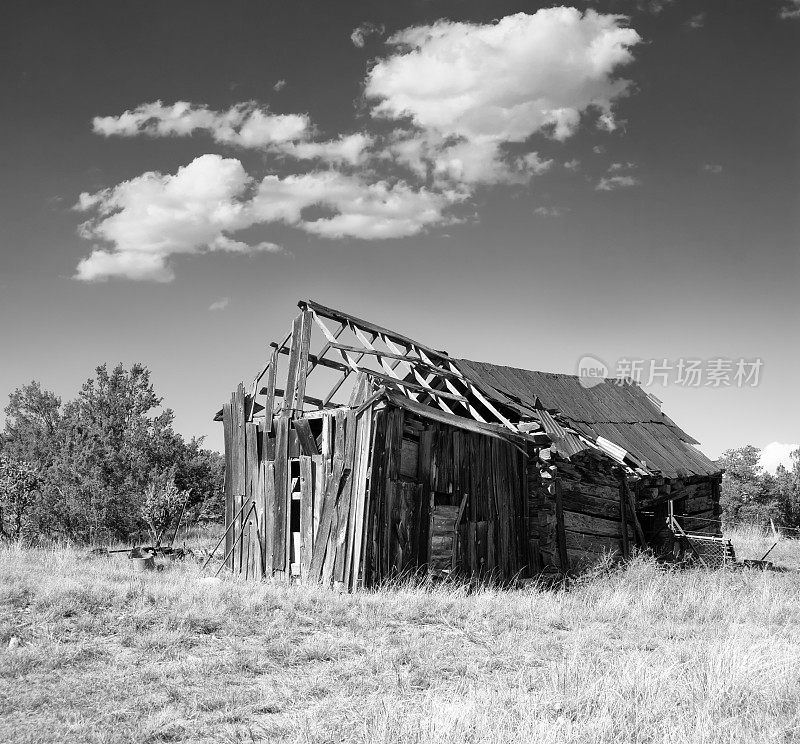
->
[216,299,720,479]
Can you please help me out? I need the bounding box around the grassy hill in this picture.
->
[2,531,800,743]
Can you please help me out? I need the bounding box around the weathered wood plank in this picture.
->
[263,460,275,573]
[272,416,290,575]
[309,457,347,582]
[263,349,278,433]
[292,310,313,411]
[293,418,319,456]
[282,313,303,415]
[233,384,247,574]
[563,510,622,538]
[299,455,314,579]
[349,409,374,589]
[222,402,233,570]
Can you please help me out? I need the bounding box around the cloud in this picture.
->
[702,163,723,174]
[780,0,800,19]
[78,9,645,280]
[609,161,637,171]
[351,21,385,48]
[686,13,705,29]
[596,174,640,191]
[273,79,287,92]
[280,133,373,166]
[564,159,581,171]
[365,9,639,184]
[74,155,278,282]
[367,10,639,144]
[93,101,309,148]
[534,206,568,217]
[209,297,230,311]
[74,155,458,280]
[759,442,799,473]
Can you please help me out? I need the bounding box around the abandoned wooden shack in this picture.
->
[214,300,727,587]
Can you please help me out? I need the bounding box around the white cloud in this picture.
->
[78,9,645,280]
[534,206,567,217]
[92,101,309,148]
[759,442,799,473]
[564,159,581,171]
[273,79,287,92]
[702,163,723,174]
[209,297,230,311]
[75,155,273,282]
[596,174,640,191]
[780,0,800,19]
[280,133,373,166]
[74,155,457,280]
[351,21,385,48]
[251,171,457,239]
[366,9,638,185]
[686,13,705,29]
[609,161,637,171]
[367,9,639,144]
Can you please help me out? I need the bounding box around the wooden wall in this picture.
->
[365,408,529,583]
[528,449,636,572]
[221,384,373,589]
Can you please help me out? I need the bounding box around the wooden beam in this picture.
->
[365,369,468,402]
[271,342,350,374]
[300,299,448,360]
[258,387,326,408]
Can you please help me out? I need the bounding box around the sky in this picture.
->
[1,0,798,465]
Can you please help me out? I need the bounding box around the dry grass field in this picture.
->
[2,529,800,744]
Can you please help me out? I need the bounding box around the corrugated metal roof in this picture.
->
[455,359,720,478]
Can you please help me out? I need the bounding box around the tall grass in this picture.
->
[1,533,799,743]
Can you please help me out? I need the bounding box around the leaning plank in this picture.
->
[282,313,304,414]
[292,310,313,411]
[333,410,358,584]
[309,457,347,582]
[294,418,319,456]
[263,349,278,434]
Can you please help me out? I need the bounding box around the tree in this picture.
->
[0,454,39,539]
[717,445,775,527]
[140,468,190,546]
[1,363,225,543]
